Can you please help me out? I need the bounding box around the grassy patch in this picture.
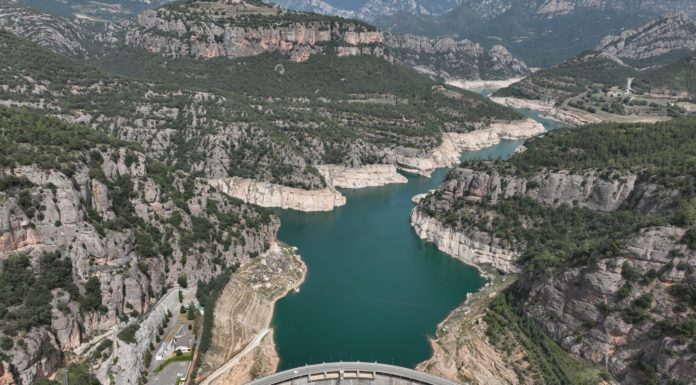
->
[155,352,193,374]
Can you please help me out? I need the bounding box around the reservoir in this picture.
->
[272,110,561,369]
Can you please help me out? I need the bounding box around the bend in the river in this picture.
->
[271,109,562,369]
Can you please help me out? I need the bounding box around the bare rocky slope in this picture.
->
[0,106,277,384]
[385,33,529,80]
[413,119,696,385]
[124,1,387,62]
[595,12,696,61]
[197,242,305,385]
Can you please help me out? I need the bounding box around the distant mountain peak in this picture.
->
[595,12,696,60]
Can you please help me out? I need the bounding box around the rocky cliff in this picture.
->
[414,119,696,384]
[208,177,346,211]
[595,12,696,61]
[410,208,519,274]
[396,119,545,176]
[385,33,529,80]
[125,0,388,62]
[524,226,696,383]
[0,107,276,384]
[316,164,407,188]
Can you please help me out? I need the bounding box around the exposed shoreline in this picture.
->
[489,96,602,126]
[409,207,520,384]
[197,242,307,385]
[396,119,545,177]
[209,119,544,212]
[446,78,524,93]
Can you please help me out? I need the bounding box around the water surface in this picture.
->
[271,110,561,369]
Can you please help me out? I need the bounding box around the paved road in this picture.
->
[244,362,462,385]
[200,328,271,385]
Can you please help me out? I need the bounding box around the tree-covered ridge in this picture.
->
[0,29,523,189]
[494,51,696,115]
[92,47,520,125]
[493,53,634,102]
[0,106,133,171]
[493,118,696,175]
[418,119,696,384]
[632,53,696,96]
[162,0,378,30]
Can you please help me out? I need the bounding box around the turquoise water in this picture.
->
[271,110,562,369]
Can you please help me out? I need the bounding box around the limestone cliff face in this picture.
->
[523,226,696,383]
[316,164,407,188]
[426,167,680,216]
[410,207,519,274]
[396,119,545,176]
[208,177,346,211]
[0,148,275,384]
[385,33,529,80]
[125,2,388,62]
[438,168,638,212]
[595,12,696,60]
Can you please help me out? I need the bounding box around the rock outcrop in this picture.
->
[436,168,638,212]
[385,34,529,80]
[595,12,696,60]
[208,177,346,211]
[411,207,519,274]
[316,164,407,188]
[125,1,388,62]
[396,119,545,175]
[524,226,696,383]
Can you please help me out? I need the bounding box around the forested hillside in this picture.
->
[415,118,696,384]
[0,22,522,189]
[0,105,275,384]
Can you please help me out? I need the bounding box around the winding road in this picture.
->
[200,328,271,385]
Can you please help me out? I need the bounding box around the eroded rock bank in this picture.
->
[197,242,306,385]
[316,164,407,189]
[447,78,524,93]
[417,274,520,385]
[209,120,543,212]
[397,119,545,176]
[490,96,601,126]
[410,208,518,275]
[208,177,347,212]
